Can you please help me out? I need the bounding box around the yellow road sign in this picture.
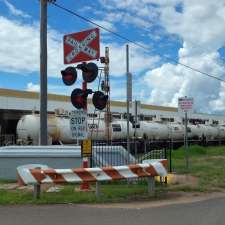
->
[82,139,92,157]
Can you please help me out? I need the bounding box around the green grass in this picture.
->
[0,182,166,205]
[0,179,16,184]
[171,145,225,191]
[1,145,225,204]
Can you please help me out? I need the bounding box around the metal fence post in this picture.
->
[33,183,41,199]
[169,141,172,173]
[147,176,155,196]
[144,140,147,155]
[33,167,41,199]
[96,181,101,199]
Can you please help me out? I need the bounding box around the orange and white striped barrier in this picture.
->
[17,159,167,199]
[17,159,167,185]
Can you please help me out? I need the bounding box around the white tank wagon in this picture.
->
[16,114,225,145]
[55,117,107,142]
[187,124,222,140]
[218,126,225,139]
[136,121,169,140]
[111,120,134,140]
[169,123,184,140]
[135,122,185,140]
[187,124,202,139]
[189,124,225,141]
[198,124,220,140]
[16,115,133,145]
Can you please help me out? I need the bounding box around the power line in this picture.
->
[51,2,148,50]
[51,1,225,83]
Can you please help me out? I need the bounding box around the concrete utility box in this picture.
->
[0,146,82,180]
[0,145,135,180]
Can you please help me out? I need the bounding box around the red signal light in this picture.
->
[71,88,86,109]
[92,91,108,110]
[61,67,77,85]
[77,62,98,83]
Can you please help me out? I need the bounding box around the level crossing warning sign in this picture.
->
[63,28,100,64]
[70,110,88,140]
[178,97,194,113]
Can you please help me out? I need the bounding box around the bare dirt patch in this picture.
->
[168,174,199,188]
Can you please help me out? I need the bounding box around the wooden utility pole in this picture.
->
[104,47,111,142]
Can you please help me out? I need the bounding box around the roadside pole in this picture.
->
[126,44,130,160]
[40,0,48,145]
[184,111,189,170]
[178,96,193,171]
[80,81,90,190]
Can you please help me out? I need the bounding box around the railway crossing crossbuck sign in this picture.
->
[63,28,100,64]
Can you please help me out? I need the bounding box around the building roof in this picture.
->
[0,88,177,112]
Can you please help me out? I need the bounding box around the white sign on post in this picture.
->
[132,100,141,126]
[70,110,87,140]
[178,97,194,113]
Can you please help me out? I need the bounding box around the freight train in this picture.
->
[16,114,225,145]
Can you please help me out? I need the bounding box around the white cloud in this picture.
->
[3,0,31,18]
[26,82,76,96]
[0,16,64,76]
[27,82,40,92]
[144,49,225,113]
[159,0,225,53]
[0,15,159,81]
[99,43,159,77]
[92,20,116,33]
[139,0,225,113]
[99,0,225,113]
[2,0,225,114]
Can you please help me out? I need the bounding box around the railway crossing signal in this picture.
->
[70,88,86,109]
[93,91,108,110]
[62,28,108,111]
[61,62,108,110]
[77,62,98,83]
[70,88,93,109]
[61,66,77,86]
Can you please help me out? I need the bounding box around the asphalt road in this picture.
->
[1,197,225,225]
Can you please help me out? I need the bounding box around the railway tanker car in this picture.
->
[16,114,133,145]
[16,114,225,145]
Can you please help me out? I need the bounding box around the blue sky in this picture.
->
[0,0,225,114]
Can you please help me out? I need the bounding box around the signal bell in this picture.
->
[77,62,98,83]
[61,67,77,86]
[70,88,86,109]
[92,91,108,110]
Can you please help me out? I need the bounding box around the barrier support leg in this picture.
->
[96,181,101,199]
[147,176,155,196]
[33,183,41,200]
[164,176,168,184]
[160,176,163,185]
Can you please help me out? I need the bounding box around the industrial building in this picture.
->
[0,88,225,145]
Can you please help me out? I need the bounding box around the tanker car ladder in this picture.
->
[17,159,168,199]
